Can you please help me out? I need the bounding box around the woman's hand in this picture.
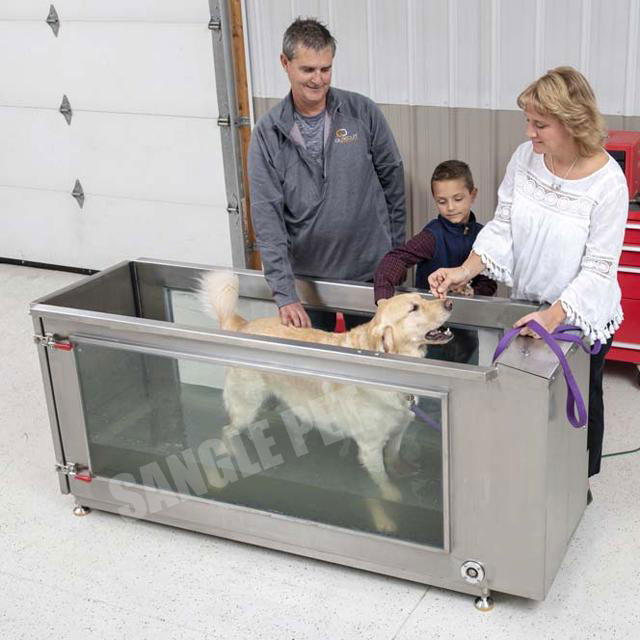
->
[428,266,470,299]
[513,303,566,338]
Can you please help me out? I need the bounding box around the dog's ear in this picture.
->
[382,326,395,353]
[371,323,396,353]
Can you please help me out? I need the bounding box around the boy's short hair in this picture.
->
[282,18,337,60]
[431,160,475,193]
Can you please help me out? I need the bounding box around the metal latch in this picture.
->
[217,115,251,128]
[55,462,93,483]
[208,18,222,31]
[34,333,74,351]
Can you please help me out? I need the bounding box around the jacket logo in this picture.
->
[334,128,359,144]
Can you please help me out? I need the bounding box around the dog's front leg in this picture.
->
[358,448,402,503]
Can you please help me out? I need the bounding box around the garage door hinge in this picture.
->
[55,462,93,483]
[34,333,74,351]
[208,18,222,31]
[72,179,85,208]
[46,4,60,37]
[59,94,72,125]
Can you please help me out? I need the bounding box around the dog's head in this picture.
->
[369,293,453,357]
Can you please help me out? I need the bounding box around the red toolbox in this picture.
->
[606,130,640,378]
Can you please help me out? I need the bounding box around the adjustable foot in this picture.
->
[73,505,91,517]
[474,590,495,612]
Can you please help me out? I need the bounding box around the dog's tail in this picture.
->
[199,271,247,331]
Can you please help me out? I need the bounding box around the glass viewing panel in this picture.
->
[74,340,447,548]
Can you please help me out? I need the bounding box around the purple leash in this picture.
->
[493,321,601,428]
[410,399,441,432]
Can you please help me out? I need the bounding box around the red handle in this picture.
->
[74,472,92,483]
[53,341,73,351]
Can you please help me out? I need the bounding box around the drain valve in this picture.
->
[460,560,485,584]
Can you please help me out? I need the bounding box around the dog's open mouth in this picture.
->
[425,327,453,344]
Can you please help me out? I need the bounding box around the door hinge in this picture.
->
[34,333,74,351]
[208,18,222,31]
[46,4,60,37]
[59,94,73,125]
[55,462,93,483]
[217,115,251,128]
[71,178,85,209]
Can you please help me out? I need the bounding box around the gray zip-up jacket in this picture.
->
[248,88,406,307]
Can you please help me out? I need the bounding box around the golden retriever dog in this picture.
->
[200,271,452,532]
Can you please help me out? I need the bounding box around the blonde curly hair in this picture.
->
[517,66,606,157]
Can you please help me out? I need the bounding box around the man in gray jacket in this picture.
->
[249,18,406,327]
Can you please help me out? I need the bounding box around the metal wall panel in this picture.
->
[587,0,636,116]
[370,0,410,104]
[496,0,537,110]
[244,0,292,100]
[540,0,584,72]
[246,0,640,117]
[328,0,370,97]
[410,0,450,107]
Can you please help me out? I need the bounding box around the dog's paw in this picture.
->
[387,457,421,478]
[369,503,398,534]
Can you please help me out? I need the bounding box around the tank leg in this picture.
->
[474,588,495,612]
[73,505,91,517]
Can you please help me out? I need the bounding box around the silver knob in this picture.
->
[460,560,485,584]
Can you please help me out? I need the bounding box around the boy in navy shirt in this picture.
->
[374,160,496,302]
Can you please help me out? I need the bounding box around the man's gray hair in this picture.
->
[282,17,336,60]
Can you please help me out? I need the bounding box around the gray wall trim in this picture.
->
[209,0,248,269]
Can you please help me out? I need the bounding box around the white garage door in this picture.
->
[0,1,236,270]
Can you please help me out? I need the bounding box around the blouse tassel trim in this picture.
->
[475,250,513,287]
[560,299,624,345]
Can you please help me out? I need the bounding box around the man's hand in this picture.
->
[279,302,311,328]
[428,266,470,299]
[513,303,566,338]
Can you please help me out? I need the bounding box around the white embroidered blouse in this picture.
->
[473,141,629,343]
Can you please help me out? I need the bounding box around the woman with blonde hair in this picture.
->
[429,66,628,491]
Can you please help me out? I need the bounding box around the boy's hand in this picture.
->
[448,283,474,297]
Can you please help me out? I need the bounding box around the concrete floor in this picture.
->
[1,263,638,640]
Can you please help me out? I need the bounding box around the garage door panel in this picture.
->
[0,1,209,21]
[0,107,227,206]
[0,23,61,107]
[0,22,218,117]
[0,107,75,190]
[0,186,231,269]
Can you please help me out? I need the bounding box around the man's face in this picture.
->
[280,45,333,115]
